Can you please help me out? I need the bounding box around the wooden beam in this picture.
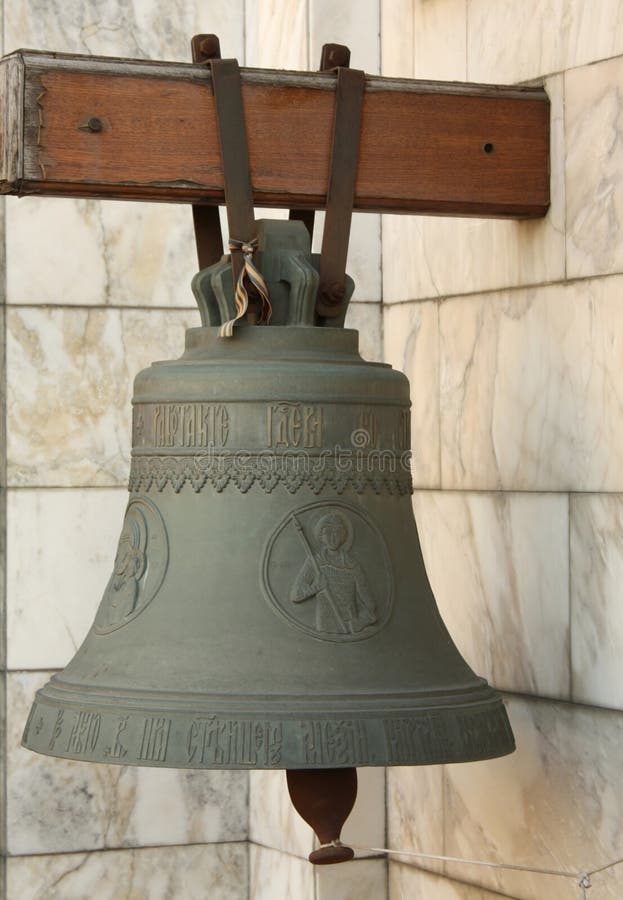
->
[0,50,550,218]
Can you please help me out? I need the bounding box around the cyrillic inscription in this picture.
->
[152,403,229,448]
[397,409,410,452]
[48,710,64,751]
[186,717,283,766]
[383,709,509,763]
[267,402,322,448]
[357,409,378,448]
[66,711,101,756]
[301,719,368,766]
[138,716,171,762]
[459,709,510,756]
[104,716,129,759]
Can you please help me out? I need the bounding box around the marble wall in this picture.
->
[381,1,623,898]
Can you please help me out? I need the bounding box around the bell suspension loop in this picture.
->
[209,57,271,337]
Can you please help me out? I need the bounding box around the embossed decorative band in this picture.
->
[128,452,414,495]
[23,695,514,769]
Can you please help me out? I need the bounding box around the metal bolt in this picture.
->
[323,281,346,305]
[87,117,103,133]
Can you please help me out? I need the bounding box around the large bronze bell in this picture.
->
[23,220,514,862]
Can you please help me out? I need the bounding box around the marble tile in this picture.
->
[250,765,385,860]
[316,858,388,900]
[342,766,386,856]
[6,306,198,487]
[389,863,515,900]
[6,487,127,669]
[0,671,5,853]
[245,0,309,69]
[249,769,314,858]
[313,212,382,304]
[6,198,199,309]
[381,0,413,78]
[414,491,570,698]
[413,0,467,82]
[249,843,314,900]
[443,696,623,900]
[346,301,382,362]
[5,0,244,62]
[383,301,440,489]
[387,764,444,874]
[467,0,623,84]
[7,672,248,854]
[310,0,381,74]
[439,275,623,491]
[7,842,249,900]
[566,56,623,279]
[570,493,623,710]
[383,75,564,302]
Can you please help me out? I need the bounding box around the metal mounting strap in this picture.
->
[209,57,270,335]
[190,34,224,269]
[289,43,352,242]
[209,57,257,286]
[316,66,365,319]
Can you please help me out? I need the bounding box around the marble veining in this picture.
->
[245,0,309,69]
[383,74,564,304]
[6,199,200,309]
[5,0,245,62]
[7,673,248,855]
[439,276,623,491]
[389,863,515,900]
[566,56,623,279]
[571,494,623,710]
[6,307,197,487]
[387,764,444,874]
[383,301,440,488]
[443,696,623,899]
[7,843,248,900]
[249,844,314,900]
[315,858,388,900]
[413,0,467,81]
[7,488,127,669]
[414,490,570,698]
[249,770,314,859]
[468,0,623,83]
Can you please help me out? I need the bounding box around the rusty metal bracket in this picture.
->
[289,43,352,244]
[208,56,258,293]
[315,64,365,319]
[190,34,224,269]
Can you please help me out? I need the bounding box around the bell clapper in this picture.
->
[286,767,357,864]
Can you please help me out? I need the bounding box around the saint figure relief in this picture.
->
[102,507,148,628]
[290,511,377,635]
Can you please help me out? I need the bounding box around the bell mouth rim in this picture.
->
[22,685,514,770]
[22,674,514,770]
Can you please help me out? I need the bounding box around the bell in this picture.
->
[22,219,514,862]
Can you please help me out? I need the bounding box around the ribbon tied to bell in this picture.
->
[219,238,272,337]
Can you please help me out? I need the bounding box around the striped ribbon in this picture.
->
[219,238,272,338]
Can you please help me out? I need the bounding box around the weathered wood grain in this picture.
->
[0,50,550,218]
